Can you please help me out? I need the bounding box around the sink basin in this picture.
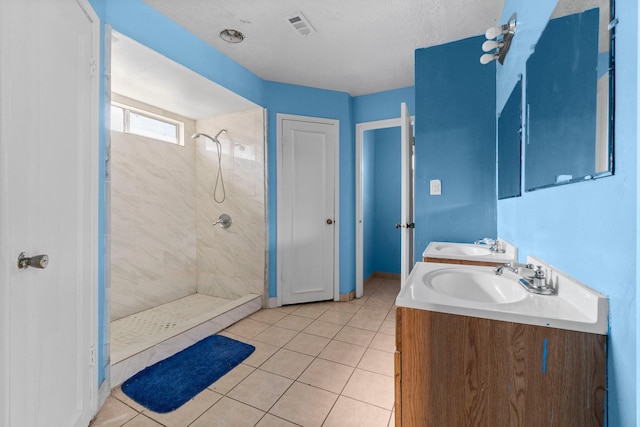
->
[396,261,608,335]
[422,241,517,264]
[424,268,527,304]
[433,244,493,257]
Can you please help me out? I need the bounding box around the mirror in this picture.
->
[525,0,613,191]
[498,78,522,199]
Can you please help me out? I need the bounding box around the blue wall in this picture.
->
[356,88,415,281]
[264,82,354,296]
[88,0,107,386]
[104,1,265,107]
[363,131,376,279]
[352,87,415,123]
[366,128,402,275]
[497,0,638,425]
[414,36,498,260]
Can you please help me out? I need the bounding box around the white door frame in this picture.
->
[276,114,340,305]
[355,116,413,298]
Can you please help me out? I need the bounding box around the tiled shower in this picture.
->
[109,94,266,385]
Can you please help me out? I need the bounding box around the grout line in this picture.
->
[96,281,401,427]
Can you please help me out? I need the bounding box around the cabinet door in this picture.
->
[397,307,606,426]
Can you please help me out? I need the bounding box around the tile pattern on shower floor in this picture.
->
[111,294,234,357]
[91,277,399,427]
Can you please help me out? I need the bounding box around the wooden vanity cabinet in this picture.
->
[395,307,606,427]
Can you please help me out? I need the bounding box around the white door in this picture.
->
[400,103,414,287]
[277,116,338,305]
[0,0,99,426]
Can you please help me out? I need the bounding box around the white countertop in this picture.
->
[396,261,608,335]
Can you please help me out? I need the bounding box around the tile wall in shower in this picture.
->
[110,95,198,320]
[195,108,266,300]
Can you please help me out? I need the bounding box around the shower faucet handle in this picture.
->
[213,214,232,228]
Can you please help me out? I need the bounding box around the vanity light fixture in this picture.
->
[480,13,517,65]
[220,29,244,44]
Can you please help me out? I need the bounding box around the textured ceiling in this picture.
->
[145,0,506,96]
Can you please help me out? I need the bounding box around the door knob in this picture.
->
[17,252,49,270]
[395,223,404,229]
[326,219,333,225]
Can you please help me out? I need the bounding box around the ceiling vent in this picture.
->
[285,12,315,36]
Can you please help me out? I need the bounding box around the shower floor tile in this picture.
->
[93,278,401,427]
[111,294,233,357]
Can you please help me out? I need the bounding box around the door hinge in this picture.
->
[90,57,97,77]
[89,345,96,367]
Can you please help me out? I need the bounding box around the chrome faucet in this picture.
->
[474,237,496,246]
[490,240,506,254]
[494,262,533,276]
[475,238,506,254]
[494,263,555,295]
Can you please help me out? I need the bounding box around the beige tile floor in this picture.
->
[91,277,400,427]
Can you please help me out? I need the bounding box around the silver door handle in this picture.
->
[395,223,415,229]
[17,252,49,269]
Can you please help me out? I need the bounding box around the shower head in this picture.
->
[191,132,212,140]
[191,129,227,142]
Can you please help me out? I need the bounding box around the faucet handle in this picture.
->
[534,265,545,279]
[475,237,496,246]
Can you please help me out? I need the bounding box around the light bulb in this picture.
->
[480,53,498,65]
[485,26,504,40]
[482,40,503,52]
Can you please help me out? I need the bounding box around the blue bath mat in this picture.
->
[121,335,255,413]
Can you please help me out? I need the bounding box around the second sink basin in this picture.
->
[425,268,527,304]
[422,241,517,265]
[433,243,493,257]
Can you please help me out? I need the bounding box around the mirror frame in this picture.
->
[523,0,615,192]
[498,77,523,200]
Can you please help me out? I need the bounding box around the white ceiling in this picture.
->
[111,31,259,120]
[144,0,507,97]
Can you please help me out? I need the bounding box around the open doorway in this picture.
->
[355,113,414,298]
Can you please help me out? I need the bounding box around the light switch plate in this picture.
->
[430,179,441,195]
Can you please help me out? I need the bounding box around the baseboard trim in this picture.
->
[339,291,356,302]
[365,271,401,282]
